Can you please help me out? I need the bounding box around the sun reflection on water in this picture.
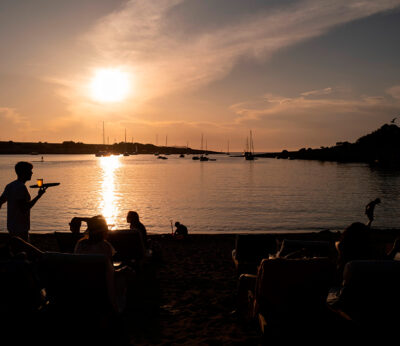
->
[99,155,121,229]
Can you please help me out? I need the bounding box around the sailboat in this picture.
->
[244,130,256,160]
[95,121,110,157]
[123,128,130,156]
[192,134,202,160]
[200,134,209,161]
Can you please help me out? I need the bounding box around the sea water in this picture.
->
[0,154,399,233]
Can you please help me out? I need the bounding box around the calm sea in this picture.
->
[0,154,399,234]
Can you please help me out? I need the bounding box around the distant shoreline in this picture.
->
[0,140,216,156]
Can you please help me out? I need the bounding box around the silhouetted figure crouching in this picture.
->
[174,221,188,239]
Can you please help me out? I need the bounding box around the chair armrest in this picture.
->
[258,313,268,334]
[242,274,257,280]
[326,304,353,322]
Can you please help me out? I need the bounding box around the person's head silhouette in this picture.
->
[15,161,33,182]
[127,211,139,224]
[69,217,82,234]
[86,215,108,241]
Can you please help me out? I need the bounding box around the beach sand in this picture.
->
[2,229,400,345]
[5,232,263,345]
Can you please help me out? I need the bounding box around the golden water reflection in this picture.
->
[99,155,121,229]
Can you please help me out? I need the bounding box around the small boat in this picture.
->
[192,156,200,160]
[158,156,168,160]
[179,154,185,158]
[123,152,130,156]
[95,151,111,157]
[200,155,209,161]
[244,130,256,161]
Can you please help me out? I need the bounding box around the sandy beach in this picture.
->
[28,232,264,345]
[2,229,400,345]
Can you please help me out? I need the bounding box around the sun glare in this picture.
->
[90,68,131,102]
[99,155,121,229]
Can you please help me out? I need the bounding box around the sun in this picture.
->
[90,68,131,102]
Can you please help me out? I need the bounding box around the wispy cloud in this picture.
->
[231,87,400,125]
[301,87,333,96]
[83,0,400,101]
[0,107,32,140]
[387,85,400,100]
[228,87,400,149]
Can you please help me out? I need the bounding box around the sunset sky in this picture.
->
[1,0,400,152]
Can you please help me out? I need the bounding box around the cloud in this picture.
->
[0,107,33,140]
[83,0,400,101]
[227,88,400,149]
[231,90,400,125]
[387,85,400,99]
[47,0,400,149]
[301,87,333,96]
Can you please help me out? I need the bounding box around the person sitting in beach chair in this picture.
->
[335,222,400,281]
[174,221,188,238]
[127,211,148,247]
[68,216,91,234]
[74,215,134,312]
[7,235,45,261]
[74,215,116,261]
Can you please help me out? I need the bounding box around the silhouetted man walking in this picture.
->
[365,198,381,228]
[0,161,46,241]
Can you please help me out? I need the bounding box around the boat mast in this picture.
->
[250,130,254,154]
[102,121,105,145]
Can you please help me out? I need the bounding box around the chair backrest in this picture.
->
[0,259,41,314]
[277,239,336,259]
[254,257,336,321]
[234,234,277,262]
[339,260,400,325]
[54,232,84,253]
[38,252,116,314]
[107,230,145,262]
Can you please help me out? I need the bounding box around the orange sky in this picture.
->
[1,0,400,151]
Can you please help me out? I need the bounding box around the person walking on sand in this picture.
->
[365,198,381,227]
[0,161,47,242]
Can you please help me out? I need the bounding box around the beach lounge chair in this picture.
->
[37,252,130,343]
[327,260,400,337]
[38,252,119,316]
[0,259,44,315]
[108,230,147,268]
[277,239,337,259]
[249,257,336,340]
[232,234,277,275]
[0,259,48,344]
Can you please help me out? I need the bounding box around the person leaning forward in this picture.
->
[0,161,47,241]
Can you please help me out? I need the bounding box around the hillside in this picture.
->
[263,123,400,165]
